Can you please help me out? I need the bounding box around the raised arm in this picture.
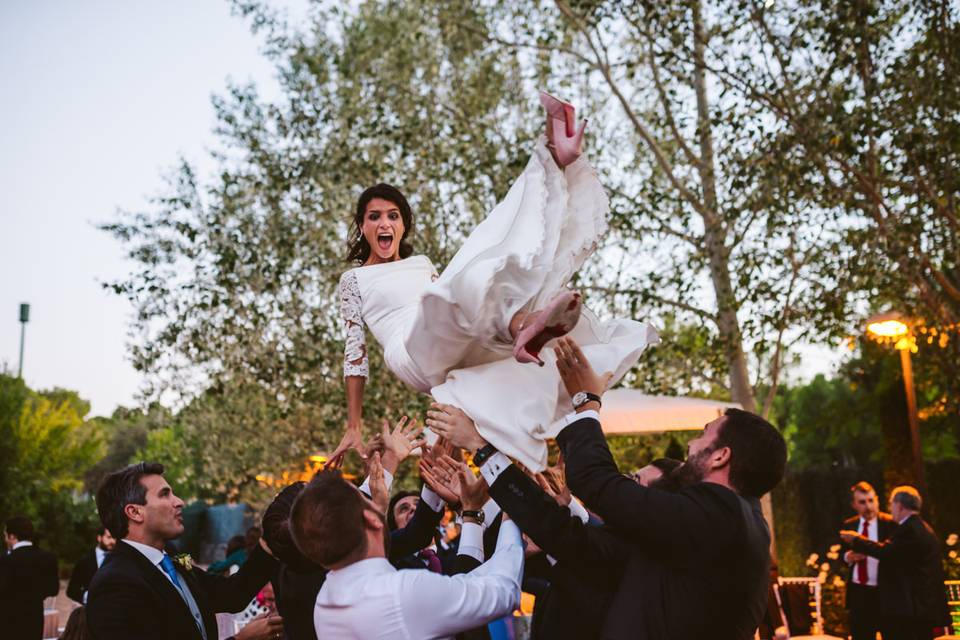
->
[485,460,626,574]
[336,271,368,460]
[841,523,920,561]
[196,541,279,613]
[402,519,524,639]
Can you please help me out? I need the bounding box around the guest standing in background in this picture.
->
[0,515,61,640]
[841,485,952,640]
[839,481,897,640]
[68,526,116,604]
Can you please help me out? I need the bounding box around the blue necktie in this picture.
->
[159,555,182,589]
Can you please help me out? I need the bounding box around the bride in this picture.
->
[334,93,658,471]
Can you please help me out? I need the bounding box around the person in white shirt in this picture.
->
[289,461,523,639]
[840,481,897,640]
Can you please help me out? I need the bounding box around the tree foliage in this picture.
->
[0,374,105,563]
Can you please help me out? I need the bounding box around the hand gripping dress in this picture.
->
[338,138,659,470]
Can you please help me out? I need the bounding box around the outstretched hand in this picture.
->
[380,415,426,473]
[536,452,572,507]
[554,337,612,401]
[424,454,489,512]
[419,438,463,507]
[368,452,389,514]
[426,403,486,451]
[329,422,366,467]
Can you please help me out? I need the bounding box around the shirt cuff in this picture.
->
[420,485,444,512]
[562,408,601,426]
[481,498,502,531]
[567,497,589,523]
[457,522,484,563]
[358,468,394,497]
[479,451,512,486]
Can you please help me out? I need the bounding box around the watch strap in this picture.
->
[461,509,484,524]
[575,391,602,409]
[472,443,498,467]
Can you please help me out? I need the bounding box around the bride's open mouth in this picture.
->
[377,232,394,252]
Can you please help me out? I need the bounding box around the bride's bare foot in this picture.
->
[512,291,582,366]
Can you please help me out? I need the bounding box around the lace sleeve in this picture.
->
[338,271,369,378]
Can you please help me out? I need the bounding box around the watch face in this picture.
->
[572,391,587,406]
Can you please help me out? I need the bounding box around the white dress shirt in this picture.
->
[11,540,33,551]
[95,546,107,567]
[314,519,524,639]
[122,539,179,586]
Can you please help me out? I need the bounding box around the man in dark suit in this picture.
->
[0,515,60,640]
[553,338,786,640]
[427,337,787,640]
[839,481,898,640]
[841,485,952,640]
[85,462,284,640]
[67,525,116,604]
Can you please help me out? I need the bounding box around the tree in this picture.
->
[710,0,960,405]
[0,374,106,562]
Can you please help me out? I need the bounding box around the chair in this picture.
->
[945,580,960,634]
[777,577,824,636]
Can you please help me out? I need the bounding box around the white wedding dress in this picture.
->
[338,138,659,470]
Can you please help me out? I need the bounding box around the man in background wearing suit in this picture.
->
[0,515,60,640]
[841,485,952,640]
[67,525,116,604]
[840,481,897,640]
[86,462,284,640]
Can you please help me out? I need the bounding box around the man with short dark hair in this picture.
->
[289,465,523,639]
[841,485,952,640]
[0,515,60,640]
[67,525,116,604]
[86,462,283,640]
[553,337,784,639]
[840,481,896,640]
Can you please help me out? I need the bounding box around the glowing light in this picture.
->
[866,319,909,338]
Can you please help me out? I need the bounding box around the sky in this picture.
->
[0,1,843,419]
[0,1,306,417]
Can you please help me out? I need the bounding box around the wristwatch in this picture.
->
[472,442,498,467]
[572,391,602,410]
[461,509,485,524]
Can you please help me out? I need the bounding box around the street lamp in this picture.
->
[18,303,30,379]
[865,311,923,487]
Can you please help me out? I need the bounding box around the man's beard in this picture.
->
[98,542,111,551]
[670,446,715,489]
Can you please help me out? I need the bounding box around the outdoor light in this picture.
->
[864,310,923,487]
[866,319,909,338]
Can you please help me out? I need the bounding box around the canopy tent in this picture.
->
[598,389,742,435]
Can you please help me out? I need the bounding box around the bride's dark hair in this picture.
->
[346,183,415,264]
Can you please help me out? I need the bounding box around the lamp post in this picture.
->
[18,303,30,379]
[865,312,923,487]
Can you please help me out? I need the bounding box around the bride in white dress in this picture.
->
[335,94,658,471]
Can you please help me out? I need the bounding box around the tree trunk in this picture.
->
[691,0,774,548]
[690,0,757,414]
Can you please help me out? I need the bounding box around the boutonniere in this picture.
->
[173,553,194,572]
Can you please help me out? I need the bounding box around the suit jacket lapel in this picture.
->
[115,542,203,638]
[177,563,217,639]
